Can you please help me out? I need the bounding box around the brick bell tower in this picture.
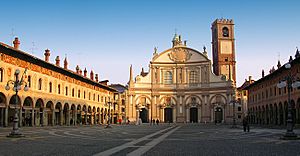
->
[211,18,236,84]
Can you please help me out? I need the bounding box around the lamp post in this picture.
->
[105,101,112,128]
[5,69,28,138]
[277,63,300,139]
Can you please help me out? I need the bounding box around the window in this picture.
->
[78,90,81,98]
[65,87,68,96]
[38,78,42,90]
[238,115,241,119]
[274,87,277,96]
[238,107,242,111]
[72,88,75,97]
[98,95,100,102]
[27,75,31,87]
[164,71,173,84]
[222,27,229,37]
[58,84,61,94]
[0,68,3,82]
[84,91,86,99]
[89,92,91,100]
[101,96,104,102]
[243,91,246,96]
[93,93,95,101]
[49,82,52,93]
[189,71,197,83]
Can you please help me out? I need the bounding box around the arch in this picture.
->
[135,95,152,107]
[190,107,198,123]
[0,92,6,106]
[23,97,33,108]
[9,95,21,106]
[164,108,173,123]
[209,94,227,106]
[35,98,44,108]
[93,106,96,113]
[46,101,54,110]
[55,102,62,125]
[214,107,223,123]
[185,95,202,108]
[222,27,229,37]
[159,95,177,108]
[45,101,53,126]
[77,104,81,111]
[97,107,100,113]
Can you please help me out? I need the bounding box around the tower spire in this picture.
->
[128,64,134,87]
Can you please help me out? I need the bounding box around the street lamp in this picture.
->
[105,101,112,128]
[230,95,238,128]
[277,63,300,139]
[5,69,28,138]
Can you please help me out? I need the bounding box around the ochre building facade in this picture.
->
[127,19,238,124]
[247,51,300,126]
[0,37,118,127]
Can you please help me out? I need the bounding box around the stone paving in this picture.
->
[0,124,299,156]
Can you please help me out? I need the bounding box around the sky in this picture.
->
[0,0,299,86]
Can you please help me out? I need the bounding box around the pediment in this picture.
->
[152,47,209,63]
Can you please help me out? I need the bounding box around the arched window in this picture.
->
[0,68,4,82]
[72,88,75,97]
[65,87,68,96]
[38,78,42,90]
[189,71,197,83]
[49,82,52,93]
[78,90,81,98]
[222,27,229,37]
[93,93,95,101]
[58,84,61,94]
[164,71,173,84]
[27,75,31,88]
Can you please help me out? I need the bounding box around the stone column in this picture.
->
[52,109,55,126]
[31,109,35,126]
[19,108,22,127]
[4,107,8,127]
[60,110,63,126]
[173,107,176,123]
[74,110,77,126]
[198,107,201,123]
[67,110,70,126]
[85,111,87,125]
[186,108,189,122]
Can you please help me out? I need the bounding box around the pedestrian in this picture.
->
[152,119,155,125]
[156,119,159,125]
[243,116,250,132]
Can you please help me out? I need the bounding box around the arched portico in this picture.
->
[35,98,44,126]
[55,102,62,125]
[45,101,53,126]
[22,96,33,126]
[0,92,7,127]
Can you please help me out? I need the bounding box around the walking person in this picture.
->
[156,119,159,125]
[243,116,250,132]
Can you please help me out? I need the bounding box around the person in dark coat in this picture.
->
[156,119,159,125]
[243,116,250,132]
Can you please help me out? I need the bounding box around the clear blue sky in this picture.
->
[0,0,299,86]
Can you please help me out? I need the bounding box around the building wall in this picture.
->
[247,57,300,125]
[0,43,116,127]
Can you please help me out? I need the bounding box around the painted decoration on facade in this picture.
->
[168,47,192,63]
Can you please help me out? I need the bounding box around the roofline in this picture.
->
[0,42,117,92]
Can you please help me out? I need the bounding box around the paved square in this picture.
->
[0,124,299,156]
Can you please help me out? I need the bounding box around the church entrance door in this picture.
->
[139,108,148,123]
[164,108,173,123]
[215,107,223,123]
[190,107,198,123]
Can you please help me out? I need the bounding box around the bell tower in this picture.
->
[211,19,236,83]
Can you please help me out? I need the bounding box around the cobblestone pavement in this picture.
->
[0,124,299,156]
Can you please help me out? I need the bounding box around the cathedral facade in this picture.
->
[127,19,238,123]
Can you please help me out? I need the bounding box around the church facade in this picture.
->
[127,19,238,123]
